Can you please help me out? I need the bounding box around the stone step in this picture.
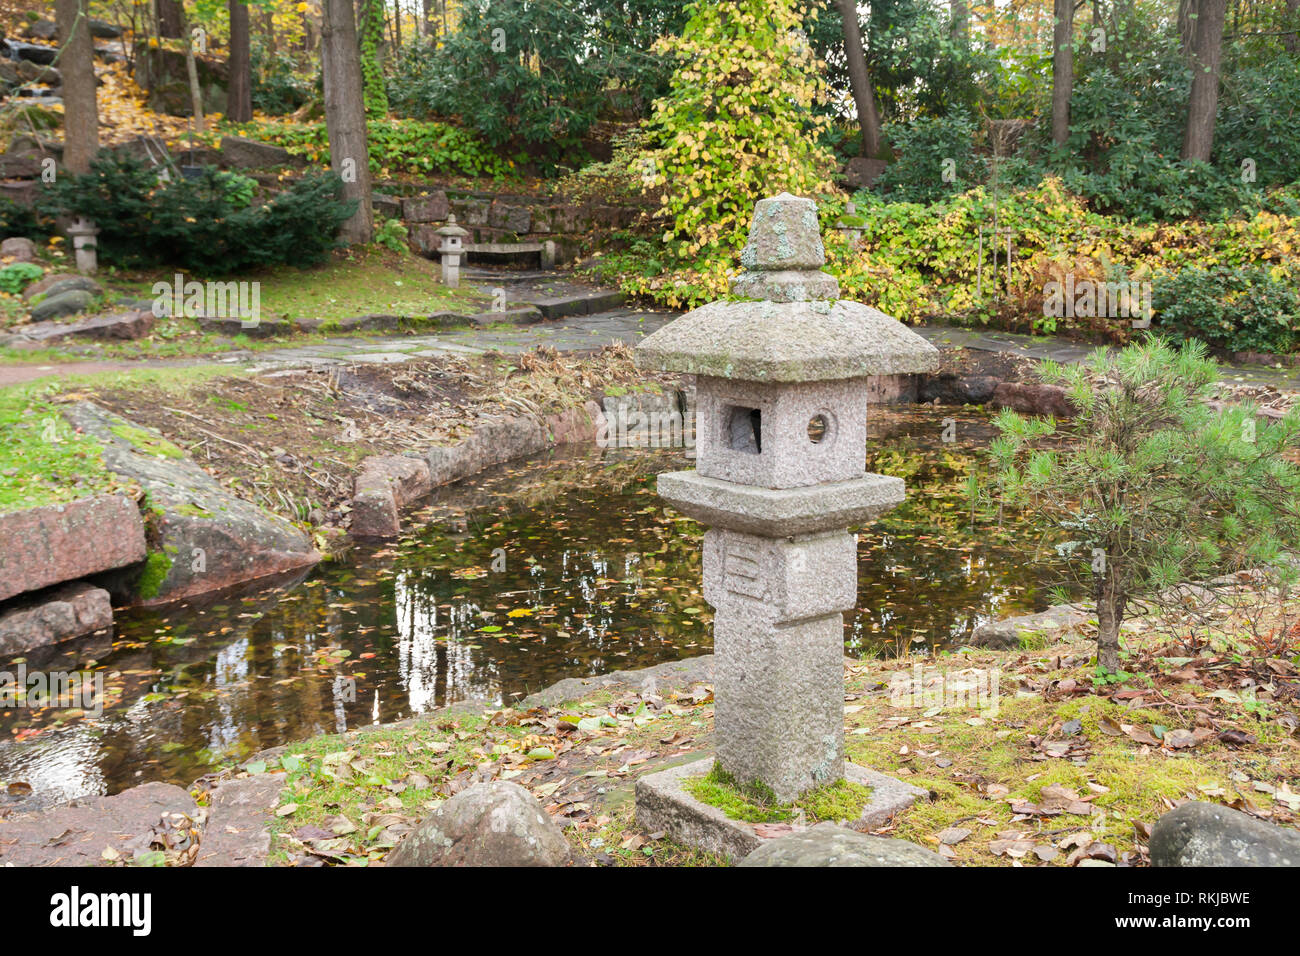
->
[533,290,627,320]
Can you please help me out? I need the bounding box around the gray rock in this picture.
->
[17,310,154,342]
[219,134,304,169]
[23,273,100,301]
[739,822,951,867]
[969,604,1089,649]
[30,288,94,321]
[62,402,319,606]
[193,775,282,867]
[920,373,1000,405]
[1149,802,1300,867]
[0,782,196,866]
[988,382,1076,418]
[386,781,569,867]
[196,315,294,338]
[0,236,39,262]
[738,193,826,272]
[0,582,113,655]
[402,191,449,223]
[488,200,531,234]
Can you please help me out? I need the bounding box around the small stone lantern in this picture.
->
[68,218,99,275]
[633,194,938,850]
[436,214,469,288]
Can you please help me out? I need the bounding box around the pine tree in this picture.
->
[989,338,1300,673]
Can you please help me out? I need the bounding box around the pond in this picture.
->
[0,405,1067,808]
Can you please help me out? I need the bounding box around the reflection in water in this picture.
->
[0,407,1066,807]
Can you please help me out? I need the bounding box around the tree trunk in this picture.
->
[950,0,969,41]
[1178,0,1198,56]
[393,0,402,49]
[1182,0,1227,162]
[1285,0,1298,54]
[836,0,882,158]
[227,0,253,123]
[177,3,205,132]
[55,0,99,175]
[157,0,183,38]
[263,8,276,59]
[422,0,433,38]
[321,0,374,244]
[1095,557,1127,671]
[1051,0,1074,147]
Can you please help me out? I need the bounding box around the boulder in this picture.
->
[0,236,39,262]
[920,373,1000,405]
[0,494,147,602]
[401,191,450,223]
[29,289,94,321]
[386,781,570,867]
[196,315,294,338]
[988,382,1076,418]
[969,604,1089,649]
[372,193,403,220]
[0,782,196,866]
[219,134,304,169]
[488,200,531,234]
[23,273,101,302]
[739,822,951,867]
[89,19,125,39]
[7,39,59,66]
[16,310,154,342]
[350,455,432,538]
[843,157,888,190]
[192,775,282,867]
[62,402,320,606]
[16,57,60,84]
[21,18,59,41]
[0,582,113,655]
[1149,802,1300,867]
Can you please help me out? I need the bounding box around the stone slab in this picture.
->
[193,775,282,867]
[0,494,147,602]
[634,757,926,862]
[0,782,196,866]
[0,581,113,655]
[656,470,904,537]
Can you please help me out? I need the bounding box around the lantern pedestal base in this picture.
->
[634,756,926,863]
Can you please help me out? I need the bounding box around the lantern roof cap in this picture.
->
[436,214,468,237]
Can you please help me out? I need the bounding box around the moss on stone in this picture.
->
[110,423,185,459]
[135,550,173,600]
[684,763,874,825]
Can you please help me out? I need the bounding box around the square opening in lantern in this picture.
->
[723,405,762,454]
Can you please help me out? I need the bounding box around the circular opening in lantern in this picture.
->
[807,414,829,444]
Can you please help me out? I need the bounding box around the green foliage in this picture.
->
[388,0,688,165]
[809,0,999,123]
[359,0,390,115]
[642,0,836,260]
[36,154,356,274]
[237,118,511,179]
[0,198,49,242]
[251,49,314,116]
[875,113,986,203]
[1153,266,1300,355]
[0,261,43,294]
[373,217,408,254]
[988,338,1300,666]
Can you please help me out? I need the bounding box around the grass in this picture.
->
[0,381,120,514]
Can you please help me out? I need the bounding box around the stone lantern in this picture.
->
[436,214,469,288]
[67,218,99,275]
[633,193,939,855]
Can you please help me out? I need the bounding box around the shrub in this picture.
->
[251,49,314,116]
[235,118,511,179]
[373,217,408,254]
[875,113,986,204]
[641,0,836,260]
[36,154,356,274]
[1153,266,1300,355]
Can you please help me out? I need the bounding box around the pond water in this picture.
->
[0,406,1065,808]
